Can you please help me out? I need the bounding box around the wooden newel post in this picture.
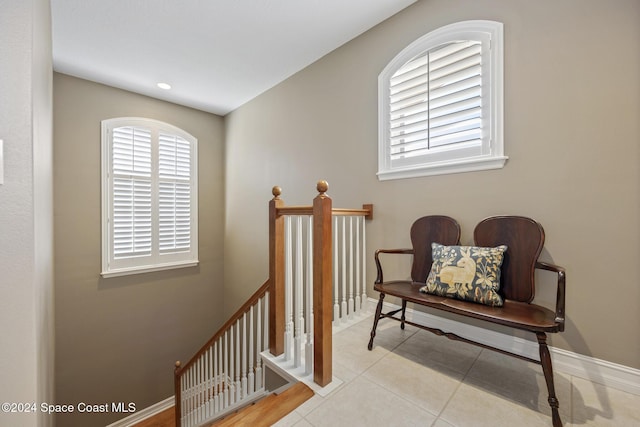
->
[269,186,285,356]
[313,180,332,386]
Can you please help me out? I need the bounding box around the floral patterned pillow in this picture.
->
[420,243,508,307]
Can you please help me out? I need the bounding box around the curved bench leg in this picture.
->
[400,299,407,330]
[368,293,385,350]
[537,332,562,427]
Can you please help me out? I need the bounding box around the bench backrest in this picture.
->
[410,215,461,282]
[474,216,545,303]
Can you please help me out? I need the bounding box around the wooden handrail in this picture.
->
[332,204,373,220]
[277,206,314,216]
[276,205,373,219]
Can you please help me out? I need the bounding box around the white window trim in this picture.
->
[101,117,199,278]
[378,20,507,181]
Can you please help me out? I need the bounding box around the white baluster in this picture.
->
[348,216,355,320]
[262,292,269,389]
[195,358,200,423]
[214,341,219,413]
[355,216,361,314]
[180,374,186,427]
[202,354,207,419]
[294,216,304,368]
[191,366,195,426]
[305,215,314,376]
[192,360,197,424]
[361,216,367,313]
[204,350,209,420]
[187,364,192,425]
[207,349,212,416]
[218,331,229,411]
[188,366,193,426]
[203,355,208,420]
[241,313,248,399]
[255,298,263,391]
[208,350,212,414]
[207,355,211,417]
[190,366,195,426]
[264,292,269,352]
[183,369,188,426]
[235,319,241,402]
[229,325,235,406]
[203,351,208,419]
[183,369,188,427]
[341,216,347,323]
[200,355,205,421]
[222,331,228,409]
[196,362,200,422]
[211,348,220,416]
[248,306,255,395]
[284,216,293,362]
[333,215,339,324]
[199,358,202,421]
[204,353,209,418]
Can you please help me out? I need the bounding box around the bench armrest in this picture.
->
[536,261,566,331]
[375,248,414,284]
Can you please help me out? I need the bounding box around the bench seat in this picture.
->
[367,215,565,427]
[374,280,560,333]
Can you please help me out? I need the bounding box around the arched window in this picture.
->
[101,117,198,277]
[378,20,506,180]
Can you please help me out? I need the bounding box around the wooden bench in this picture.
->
[367,215,566,427]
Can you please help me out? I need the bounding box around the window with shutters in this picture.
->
[378,20,506,180]
[101,117,198,278]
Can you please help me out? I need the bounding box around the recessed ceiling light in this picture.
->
[157,82,172,90]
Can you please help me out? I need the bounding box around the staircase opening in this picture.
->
[173,181,373,427]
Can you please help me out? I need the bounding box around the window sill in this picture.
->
[377,155,508,181]
[101,260,199,278]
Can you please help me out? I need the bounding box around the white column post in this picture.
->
[284,216,293,362]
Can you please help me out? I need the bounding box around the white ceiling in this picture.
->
[51,0,416,116]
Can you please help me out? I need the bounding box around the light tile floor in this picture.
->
[273,314,640,427]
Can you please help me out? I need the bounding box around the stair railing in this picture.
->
[268,181,372,386]
[332,205,373,324]
[174,180,372,426]
[174,281,270,427]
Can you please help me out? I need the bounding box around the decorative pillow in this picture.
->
[420,243,507,307]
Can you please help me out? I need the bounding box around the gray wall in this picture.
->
[224,0,640,370]
[0,0,54,426]
[53,73,225,426]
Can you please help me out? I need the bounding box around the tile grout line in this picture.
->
[296,320,421,426]
[361,322,468,424]
[431,347,485,426]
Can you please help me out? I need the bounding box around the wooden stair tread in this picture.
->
[131,406,174,427]
[209,382,314,427]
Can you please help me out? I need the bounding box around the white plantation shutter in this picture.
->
[378,21,506,180]
[102,118,198,277]
[111,126,153,258]
[158,132,191,253]
[389,40,482,160]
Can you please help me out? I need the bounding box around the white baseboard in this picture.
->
[367,297,640,396]
[105,396,174,427]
